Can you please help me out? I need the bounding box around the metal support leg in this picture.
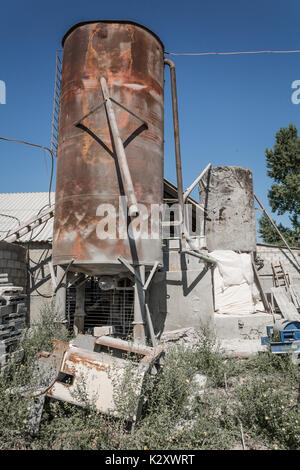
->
[55,266,67,323]
[118,258,158,346]
[145,293,157,346]
[74,283,86,334]
[133,265,146,344]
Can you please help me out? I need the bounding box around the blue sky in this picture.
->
[0,0,300,233]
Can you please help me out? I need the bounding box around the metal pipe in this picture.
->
[254,194,300,271]
[164,59,184,231]
[182,249,218,264]
[183,164,212,249]
[100,77,139,217]
[95,335,154,355]
[183,163,212,202]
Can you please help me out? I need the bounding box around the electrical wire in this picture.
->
[0,136,54,207]
[0,213,21,239]
[0,137,55,245]
[0,137,55,298]
[165,49,300,56]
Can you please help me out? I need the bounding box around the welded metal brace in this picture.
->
[74,77,149,218]
[54,259,75,294]
[117,256,161,346]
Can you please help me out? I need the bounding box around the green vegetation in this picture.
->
[0,305,299,450]
[259,123,300,247]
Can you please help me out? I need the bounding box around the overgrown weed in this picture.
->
[0,313,299,450]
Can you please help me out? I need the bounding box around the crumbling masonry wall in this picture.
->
[0,241,27,290]
[0,241,27,368]
[200,166,256,252]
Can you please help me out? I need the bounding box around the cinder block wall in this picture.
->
[0,241,27,289]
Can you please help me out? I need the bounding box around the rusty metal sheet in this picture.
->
[39,335,163,421]
[53,21,165,274]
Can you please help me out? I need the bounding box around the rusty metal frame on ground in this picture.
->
[33,335,164,425]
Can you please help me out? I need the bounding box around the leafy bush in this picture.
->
[0,317,300,450]
[0,302,71,449]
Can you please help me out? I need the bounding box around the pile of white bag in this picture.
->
[210,250,264,315]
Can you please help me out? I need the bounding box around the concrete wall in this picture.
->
[256,243,300,294]
[0,241,27,290]
[149,241,215,335]
[25,242,53,324]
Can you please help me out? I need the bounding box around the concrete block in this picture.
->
[94,326,115,337]
[70,334,96,351]
[0,305,14,317]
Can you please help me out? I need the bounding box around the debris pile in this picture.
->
[0,274,27,368]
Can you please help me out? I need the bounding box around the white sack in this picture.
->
[210,250,253,287]
[210,250,258,315]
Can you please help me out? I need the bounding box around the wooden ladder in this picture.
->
[271,261,290,288]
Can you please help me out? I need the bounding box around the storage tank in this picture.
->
[52,21,165,275]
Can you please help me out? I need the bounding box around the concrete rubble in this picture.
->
[161,327,204,346]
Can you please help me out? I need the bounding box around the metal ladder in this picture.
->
[50,50,62,158]
[271,261,300,311]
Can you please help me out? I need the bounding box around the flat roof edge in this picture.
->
[62,20,165,50]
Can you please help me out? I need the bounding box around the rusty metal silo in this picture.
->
[52,21,165,275]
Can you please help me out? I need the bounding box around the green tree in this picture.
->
[259,124,300,247]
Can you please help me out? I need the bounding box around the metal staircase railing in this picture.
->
[2,205,55,243]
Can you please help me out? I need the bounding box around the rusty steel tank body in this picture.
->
[52,21,165,275]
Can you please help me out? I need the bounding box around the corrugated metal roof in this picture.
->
[0,192,55,243]
[0,180,195,244]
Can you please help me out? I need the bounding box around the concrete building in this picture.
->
[0,192,54,323]
[0,174,299,358]
[0,183,202,328]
